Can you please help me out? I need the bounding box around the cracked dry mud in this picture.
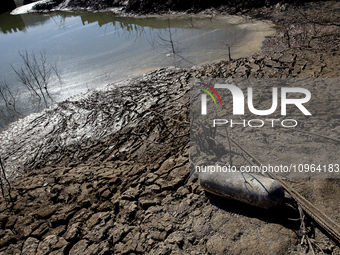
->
[1,1,340,254]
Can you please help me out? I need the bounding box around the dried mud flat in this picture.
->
[1,1,340,254]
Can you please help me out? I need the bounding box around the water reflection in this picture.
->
[0,11,208,35]
[0,13,25,33]
[0,12,51,33]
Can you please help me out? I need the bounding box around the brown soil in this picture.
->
[0,1,340,254]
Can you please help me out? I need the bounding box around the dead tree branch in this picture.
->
[0,156,13,205]
[156,19,180,55]
[0,78,21,125]
[11,50,62,111]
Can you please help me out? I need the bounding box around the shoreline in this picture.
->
[9,0,314,17]
[0,12,276,133]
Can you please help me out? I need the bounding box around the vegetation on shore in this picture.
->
[33,0,325,14]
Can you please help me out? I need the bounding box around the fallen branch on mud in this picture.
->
[0,156,14,206]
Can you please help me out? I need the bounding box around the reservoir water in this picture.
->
[0,11,274,126]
